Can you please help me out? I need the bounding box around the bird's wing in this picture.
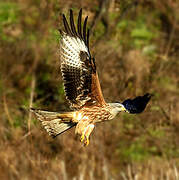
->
[59,9,106,109]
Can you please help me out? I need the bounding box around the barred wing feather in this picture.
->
[60,9,105,109]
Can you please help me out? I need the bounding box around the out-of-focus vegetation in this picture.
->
[0,0,179,179]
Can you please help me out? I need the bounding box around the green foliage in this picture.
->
[131,26,153,40]
[24,6,40,25]
[116,136,150,162]
[163,145,179,158]
[116,13,160,50]
[49,28,61,43]
[0,77,3,96]
[157,76,177,91]
[13,115,24,128]
[131,25,155,48]
[117,20,128,30]
[109,11,119,21]
[148,127,165,139]
[0,2,20,42]
[117,114,149,161]
[124,142,149,161]
[57,84,64,96]
[0,2,19,25]
[93,21,106,40]
[122,113,140,128]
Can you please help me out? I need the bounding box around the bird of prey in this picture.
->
[31,9,151,146]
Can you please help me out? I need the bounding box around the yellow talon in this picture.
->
[80,134,85,142]
[85,138,89,146]
[80,135,89,146]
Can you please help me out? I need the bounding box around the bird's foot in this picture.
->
[80,134,89,146]
[84,137,89,146]
[80,134,85,142]
[80,124,94,146]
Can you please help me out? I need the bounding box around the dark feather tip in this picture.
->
[30,107,35,111]
[122,93,152,114]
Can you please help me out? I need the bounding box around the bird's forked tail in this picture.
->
[30,108,76,138]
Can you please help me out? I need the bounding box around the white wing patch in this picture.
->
[59,9,95,109]
[60,34,91,108]
[61,35,89,65]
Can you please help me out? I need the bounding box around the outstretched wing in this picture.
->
[59,9,105,109]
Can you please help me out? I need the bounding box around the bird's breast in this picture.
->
[78,105,114,123]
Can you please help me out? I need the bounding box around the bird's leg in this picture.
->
[84,124,94,146]
[81,124,95,146]
[80,134,85,142]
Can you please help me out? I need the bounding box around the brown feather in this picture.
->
[90,72,106,105]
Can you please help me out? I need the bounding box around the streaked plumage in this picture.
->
[31,9,151,146]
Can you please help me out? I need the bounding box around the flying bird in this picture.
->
[31,9,151,146]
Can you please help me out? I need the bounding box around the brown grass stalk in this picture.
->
[28,73,36,134]
[3,95,13,127]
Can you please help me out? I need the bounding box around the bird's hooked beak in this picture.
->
[115,103,129,113]
[120,105,129,113]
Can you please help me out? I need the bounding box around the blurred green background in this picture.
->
[0,0,179,179]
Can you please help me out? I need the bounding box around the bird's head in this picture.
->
[110,103,129,113]
[110,93,152,115]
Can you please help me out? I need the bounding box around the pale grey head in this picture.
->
[108,103,129,119]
